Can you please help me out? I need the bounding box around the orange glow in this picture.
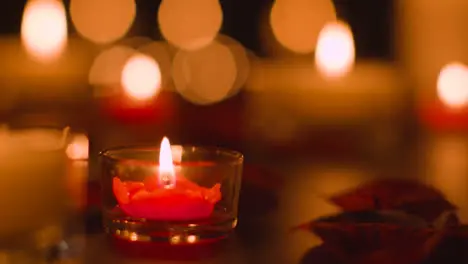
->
[158,0,223,51]
[270,0,336,54]
[315,21,355,78]
[186,235,198,244]
[159,137,175,188]
[21,0,67,61]
[121,53,162,101]
[70,0,136,44]
[437,62,468,108]
[89,45,136,92]
[172,41,237,105]
[218,35,251,97]
[139,41,173,90]
[66,134,89,160]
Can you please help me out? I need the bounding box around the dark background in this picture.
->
[0,0,394,59]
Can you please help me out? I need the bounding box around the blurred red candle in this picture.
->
[419,62,468,131]
[97,52,176,124]
[112,137,221,220]
[99,91,176,124]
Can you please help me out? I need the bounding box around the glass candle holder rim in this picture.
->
[99,144,244,165]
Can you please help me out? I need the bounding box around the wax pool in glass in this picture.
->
[100,138,243,244]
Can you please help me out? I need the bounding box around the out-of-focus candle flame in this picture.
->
[315,21,354,78]
[21,0,67,62]
[70,0,136,45]
[186,235,198,244]
[159,137,175,188]
[437,62,468,109]
[121,53,162,101]
[158,0,223,51]
[172,41,237,105]
[269,0,336,54]
[66,134,89,160]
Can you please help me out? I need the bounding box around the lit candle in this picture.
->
[419,62,468,130]
[397,0,468,106]
[66,133,89,210]
[112,137,222,220]
[247,21,404,125]
[246,21,403,152]
[0,0,95,105]
[97,50,176,124]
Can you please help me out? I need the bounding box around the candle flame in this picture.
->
[159,137,176,188]
[437,62,468,108]
[315,21,354,78]
[66,134,89,160]
[121,53,162,101]
[21,0,67,62]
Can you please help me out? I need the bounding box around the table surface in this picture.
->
[80,133,468,264]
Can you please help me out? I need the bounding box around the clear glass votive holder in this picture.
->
[100,145,243,244]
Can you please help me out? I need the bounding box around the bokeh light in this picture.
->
[70,0,136,44]
[437,62,468,108]
[121,53,162,101]
[218,35,251,97]
[89,45,136,97]
[315,21,355,78]
[158,0,223,51]
[138,41,173,90]
[21,0,67,62]
[172,40,237,105]
[66,134,89,160]
[270,0,336,54]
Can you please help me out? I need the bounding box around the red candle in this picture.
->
[112,137,222,221]
[98,91,176,124]
[419,62,468,131]
[419,102,468,131]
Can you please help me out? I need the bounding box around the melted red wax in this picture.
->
[113,176,221,221]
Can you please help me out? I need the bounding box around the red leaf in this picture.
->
[300,230,447,264]
[353,245,430,264]
[422,225,468,263]
[294,211,433,251]
[329,178,456,222]
[300,245,346,264]
[298,213,465,264]
[396,200,457,224]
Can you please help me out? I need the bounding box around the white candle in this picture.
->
[0,127,67,237]
[246,21,405,125]
[66,133,89,210]
[247,60,403,124]
[0,37,95,103]
[396,0,468,101]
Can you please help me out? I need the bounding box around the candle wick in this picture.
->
[160,172,175,189]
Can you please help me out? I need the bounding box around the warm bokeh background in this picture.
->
[0,0,403,176]
[2,1,468,263]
